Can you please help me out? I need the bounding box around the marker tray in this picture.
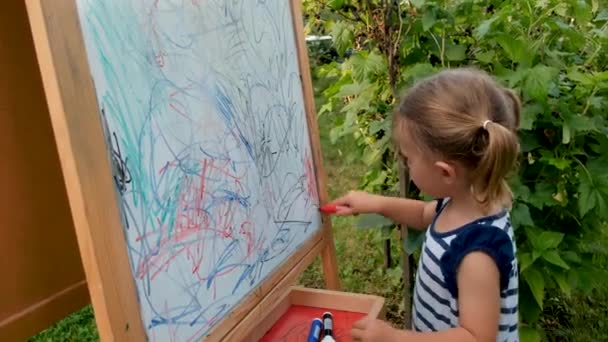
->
[248,286,385,341]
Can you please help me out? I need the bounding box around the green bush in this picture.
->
[303,0,608,339]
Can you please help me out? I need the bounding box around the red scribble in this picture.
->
[240,221,255,256]
[169,102,191,120]
[191,0,202,9]
[155,51,165,67]
[137,157,257,285]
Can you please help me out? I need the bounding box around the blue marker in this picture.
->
[307,318,323,342]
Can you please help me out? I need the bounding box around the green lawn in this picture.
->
[29,86,607,342]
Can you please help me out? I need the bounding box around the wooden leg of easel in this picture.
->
[321,227,340,290]
[399,163,413,328]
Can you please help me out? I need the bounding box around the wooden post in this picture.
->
[399,164,413,328]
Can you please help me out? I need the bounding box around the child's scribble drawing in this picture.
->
[77,1,320,340]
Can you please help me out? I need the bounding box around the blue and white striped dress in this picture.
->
[412,199,519,341]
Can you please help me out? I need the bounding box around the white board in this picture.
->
[75,1,321,340]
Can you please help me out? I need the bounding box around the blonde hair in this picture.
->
[394,67,521,209]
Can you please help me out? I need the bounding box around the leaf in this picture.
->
[523,268,545,309]
[369,119,389,136]
[386,266,402,284]
[342,91,372,117]
[422,10,436,31]
[367,170,387,188]
[520,284,542,322]
[529,182,556,209]
[499,66,527,88]
[562,113,596,144]
[327,0,345,10]
[520,104,543,130]
[348,51,387,82]
[329,126,343,144]
[539,150,571,170]
[578,164,608,218]
[526,227,564,251]
[356,213,393,229]
[410,0,426,8]
[521,133,541,153]
[512,202,534,230]
[555,3,569,17]
[323,74,352,98]
[331,21,354,56]
[573,0,593,24]
[553,272,572,296]
[475,16,499,39]
[562,251,582,264]
[495,34,534,67]
[520,326,541,342]
[401,63,436,83]
[445,44,467,61]
[335,81,371,98]
[542,250,570,269]
[519,252,534,272]
[595,9,608,21]
[532,249,542,262]
[476,50,495,64]
[592,71,608,82]
[538,231,565,250]
[577,267,595,293]
[523,64,559,101]
[381,225,394,238]
[510,176,531,202]
[404,229,425,255]
[568,68,594,85]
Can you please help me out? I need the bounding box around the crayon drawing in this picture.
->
[76,1,321,340]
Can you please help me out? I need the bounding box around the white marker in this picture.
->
[321,312,335,342]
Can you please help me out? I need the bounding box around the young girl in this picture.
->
[329,68,521,341]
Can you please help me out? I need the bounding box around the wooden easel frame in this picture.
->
[25,0,339,340]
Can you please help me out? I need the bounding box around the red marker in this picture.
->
[319,204,337,214]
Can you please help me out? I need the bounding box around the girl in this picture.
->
[330,68,521,342]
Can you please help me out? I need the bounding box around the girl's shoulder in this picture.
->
[425,198,516,298]
[429,197,513,239]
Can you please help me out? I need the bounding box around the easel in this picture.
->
[25,0,384,340]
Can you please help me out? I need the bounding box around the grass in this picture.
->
[29,306,98,342]
[29,79,607,341]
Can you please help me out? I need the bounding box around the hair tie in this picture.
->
[482,120,492,130]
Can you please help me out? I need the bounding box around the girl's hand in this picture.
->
[350,316,403,342]
[329,191,381,216]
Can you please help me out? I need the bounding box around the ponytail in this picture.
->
[472,121,520,209]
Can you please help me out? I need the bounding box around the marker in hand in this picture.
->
[319,204,339,214]
[319,203,354,215]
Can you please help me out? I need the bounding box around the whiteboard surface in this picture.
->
[76,1,321,340]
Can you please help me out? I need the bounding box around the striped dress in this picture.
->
[412,198,519,341]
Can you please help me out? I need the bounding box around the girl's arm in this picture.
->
[329,191,437,230]
[351,252,502,342]
[375,196,437,230]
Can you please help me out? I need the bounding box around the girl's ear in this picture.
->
[434,161,457,185]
